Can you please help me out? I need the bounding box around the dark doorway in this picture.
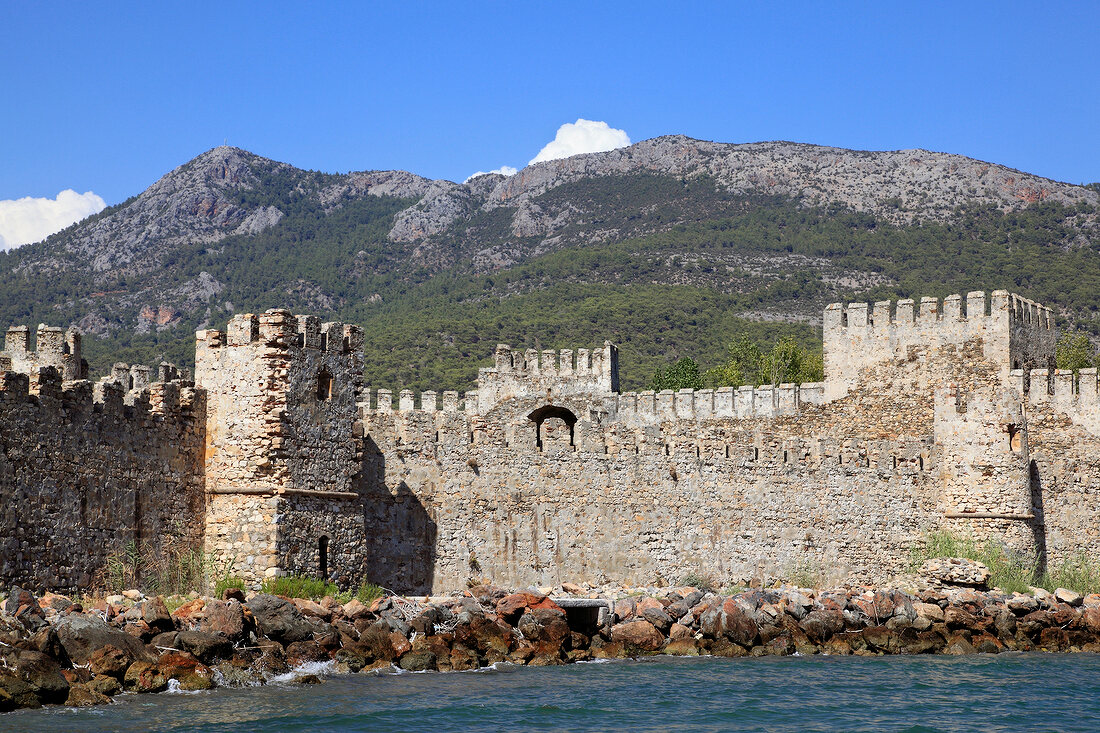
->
[318,535,330,579]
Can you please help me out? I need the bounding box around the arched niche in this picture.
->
[527,404,578,451]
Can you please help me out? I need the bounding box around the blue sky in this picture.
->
[1,2,1098,245]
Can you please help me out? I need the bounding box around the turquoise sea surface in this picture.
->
[7,653,1100,732]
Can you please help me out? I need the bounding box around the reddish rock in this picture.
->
[142,596,174,632]
[158,652,215,690]
[172,598,206,624]
[453,616,515,655]
[64,683,110,707]
[1039,627,1069,651]
[799,609,844,643]
[202,599,249,641]
[390,632,412,658]
[1081,607,1100,634]
[664,638,700,656]
[293,598,332,622]
[614,597,637,622]
[88,646,131,680]
[123,661,167,693]
[285,641,330,667]
[450,644,480,671]
[669,622,694,640]
[720,599,759,647]
[342,599,371,620]
[589,638,627,659]
[610,619,664,652]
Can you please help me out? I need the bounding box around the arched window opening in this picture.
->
[317,369,333,401]
[318,536,330,579]
[527,404,577,452]
[1007,424,1023,453]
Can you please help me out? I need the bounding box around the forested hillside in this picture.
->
[1,138,1097,392]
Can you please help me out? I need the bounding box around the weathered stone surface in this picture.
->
[124,660,168,693]
[158,652,215,691]
[55,614,149,666]
[398,650,436,671]
[286,641,330,667]
[143,596,174,632]
[246,594,317,644]
[176,630,233,663]
[65,682,111,707]
[87,674,121,697]
[202,599,250,641]
[89,645,133,680]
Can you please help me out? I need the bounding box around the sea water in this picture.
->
[8,653,1100,732]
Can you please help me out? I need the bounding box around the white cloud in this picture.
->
[464,165,519,183]
[0,189,106,251]
[465,119,632,183]
[528,119,631,165]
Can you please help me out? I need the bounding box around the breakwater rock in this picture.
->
[2,583,1099,711]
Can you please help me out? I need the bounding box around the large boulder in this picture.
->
[610,619,665,652]
[176,630,234,663]
[246,594,318,644]
[64,682,111,707]
[158,652,215,691]
[495,592,563,623]
[201,599,251,641]
[55,614,150,666]
[720,599,759,647]
[123,660,168,693]
[3,650,70,706]
[142,596,175,632]
[4,587,46,631]
[89,645,133,680]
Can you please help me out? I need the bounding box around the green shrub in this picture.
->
[214,575,247,598]
[1039,553,1100,596]
[356,583,385,604]
[678,571,717,593]
[261,574,340,600]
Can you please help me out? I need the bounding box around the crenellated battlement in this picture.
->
[0,364,201,422]
[824,290,1057,399]
[196,309,364,356]
[1013,367,1100,437]
[474,341,618,414]
[2,324,85,381]
[611,382,827,424]
[359,387,474,414]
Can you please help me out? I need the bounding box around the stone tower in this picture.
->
[195,309,368,586]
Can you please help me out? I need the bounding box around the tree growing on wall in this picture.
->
[705,335,824,388]
[1056,331,1100,372]
[649,357,704,391]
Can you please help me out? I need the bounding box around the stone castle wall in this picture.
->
[0,290,1097,597]
[0,367,205,591]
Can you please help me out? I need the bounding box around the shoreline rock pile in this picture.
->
[2,582,1099,712]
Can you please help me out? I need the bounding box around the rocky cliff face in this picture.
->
[389,135,1099,244]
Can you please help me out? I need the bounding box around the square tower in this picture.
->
[196,309,368,587]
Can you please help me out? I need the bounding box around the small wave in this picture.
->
[270,659,337,684]
[164,679,204,695]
